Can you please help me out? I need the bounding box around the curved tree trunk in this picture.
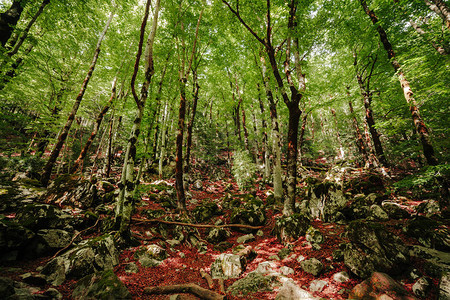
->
[424,0,450,30]
[40,8,115,186]
[361,0,438,166]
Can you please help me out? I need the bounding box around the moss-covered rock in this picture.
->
[230,200,266,232]
[41,234,119,285]
[206,227,230,244]
[227,272,276,296]
[306,181,348,222]
[15,203,74,232]
[0,218,35,261]
[72,270,131,300]
[344,220,410,278]
[404,216,450,251]
[191,202,221,223]
[274,213,310,243]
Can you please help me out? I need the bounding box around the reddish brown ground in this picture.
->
[1,164,446,299]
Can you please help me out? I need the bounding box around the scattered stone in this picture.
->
[416,199,441,216]
[280,266,294,276]
[230,200,266,232]
[41,234,119,285]
[369,204,389,221]
[256,230,264,237]
[332,249,344,262]
[309,279,328,293]
[19,272,47,286]
[269,255,280,261]
[306,181,347,222]
[193,179,203,190]
[381,202,410,219]
[28,229,72,257]
[311,243,321,250]
[349,272,417,300]
[0,219,35,261]
[255,261,277,275]
[300,258,323,276]
[237,234,255,244]
[227,271,275,296]
[191,202,221,223]
[0,277,15,298]
[409,246,450,276]
[43,287,62,299]
[144,244,167,260]
[274,213,310,243]
[206,228,229,244]
[275,278,317,300]
[278,248,291,260]
[213,241,232,252]
[211,253,244,279]
[72,270,131,299]
[166,239,181,247]
[15,203,74,232]
[404,217,450,251]
[439,273,450,300]
[306,227,324,244]
[297,255,306,262]
[344,220,409,278]
[412,276,431,298]
[333,271,350,283]
[124,263,139,274]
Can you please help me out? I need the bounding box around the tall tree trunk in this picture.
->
[424,0,450,30]
[361,0,438,166]
[241,107,250,152]
[159,102,169,178]
[6,0,49,57]
[330,108,345,159]
[40,8,115,186]
[0,0,25,47]
[115,0,160,243]
[260,55,283,202]
[70,78,117,174]
[348,96,369,166]
[185,72,199,174]
[409,19,448,55]
[175,8,203,212]
[298,112,308,164]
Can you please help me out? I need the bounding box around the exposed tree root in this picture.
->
[132,217,264,230]
[144,283,225,300]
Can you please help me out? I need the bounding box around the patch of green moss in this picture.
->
[227,272,275,296]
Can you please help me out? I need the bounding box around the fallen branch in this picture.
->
[132,217,264,230]
[200,269,214,289]
[144,283,225,300]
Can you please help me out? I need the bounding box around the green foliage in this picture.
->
[394,164,450,198]
[0,155,45,179]
[231,150,257,191]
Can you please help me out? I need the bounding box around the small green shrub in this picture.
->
[231,150,257,191]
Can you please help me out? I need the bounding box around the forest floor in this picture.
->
[0,158,448,299]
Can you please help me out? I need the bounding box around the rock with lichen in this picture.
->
[72,270,131,299]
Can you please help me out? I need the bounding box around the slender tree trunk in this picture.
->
[409,19,448,55]
[360,0,438,166]
[159,102,169,178]
[348,97,369,165]
[6,0,49,58]
[331,108,345,159]
[175,8,203,212]
[298,112,308,164]
[250,106,261,165]
[0,0,25,47]
[185,72,199,174]
[40,9,115,186]
[424,0,450,29]
[241,107,250,152]
[115,0,160,243]
[70,78,117,174]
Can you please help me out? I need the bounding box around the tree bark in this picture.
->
[298,112,308,163]
[70,78,117,174]
[6,0,49,58]
[40,8,115,186]
[185,71,199,174]
[0,0,25,47]
[115,0,159,243]
[331,108,345,159]
[348,96,369,166]
[360,0,438,166]
[424,0,450,30]
[409,19,448,55]
[175,8,203,212]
